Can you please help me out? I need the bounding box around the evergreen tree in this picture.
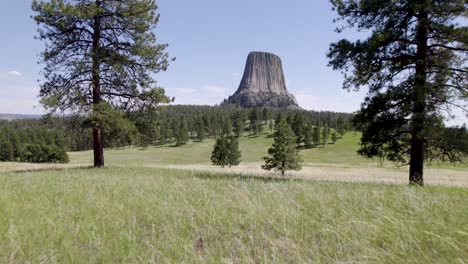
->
[337,117,345,137]
[313,126,320,147]
[303,124,313,148]
[328,0,468,185]
[233,114,245,138]
[33,0,173,167]
[321,127,328,146]
[262,107,272,125]
[176,119,189,146]
[262,120,302,176]
[292,113,305,146]
[222,116,232,136]
[0,135,14,161]
[227,136,241,167]
[249,108,261,136]
[331,132,338,144]
[211,136,241,168]
[195,119,206,141]
[274,113,284,130]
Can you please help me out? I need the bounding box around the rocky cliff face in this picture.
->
[222,52,301,109]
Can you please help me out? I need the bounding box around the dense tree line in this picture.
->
[0,106,353,163]
[0,120,69,163]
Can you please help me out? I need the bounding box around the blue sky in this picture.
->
[0,0,466,125]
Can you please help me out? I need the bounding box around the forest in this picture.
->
[0,105,352,163]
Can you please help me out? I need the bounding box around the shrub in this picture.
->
[20,144,69,163]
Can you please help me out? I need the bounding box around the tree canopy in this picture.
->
[328,0,467,185]
[33,0,173,167]
[262,120,302,176]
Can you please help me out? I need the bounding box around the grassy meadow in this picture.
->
[0,132,467,262]
[1,167,467,263]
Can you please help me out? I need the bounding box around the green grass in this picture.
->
[0,167,467,263]
[68,132,373,167]
[66,132,466,170]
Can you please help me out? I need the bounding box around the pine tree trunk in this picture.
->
[92,3,104,168]
[282,161,285,176]
[409,8,428,186]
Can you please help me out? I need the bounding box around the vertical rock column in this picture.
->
[223,51,300,109]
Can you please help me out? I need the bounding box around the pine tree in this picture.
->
[262,107,271,125]
[233,116,244,138]
[0,135,14,161]
[262,120,302,176]
[274,113,284,130]
[222,116,232,136]
[312,126,320,147]
[321,127,328,146]
[33,0,173,167]
[331,132,338,144]
[328,0,467,185]
[227,136,241,167]
[176,119,189,146]
[303,124,313,148]
[211,136,241,168]
[195,119,205,142]
[292,113,305,146]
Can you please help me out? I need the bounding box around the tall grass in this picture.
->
[1,167,466,263]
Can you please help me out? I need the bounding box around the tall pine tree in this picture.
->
[262,120,302,176]
[33,0,173,167]
[328,0,467,185]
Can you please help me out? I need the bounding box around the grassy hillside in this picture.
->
[1,132,466,186]
[67,132,373,167]
[0,167,467,263]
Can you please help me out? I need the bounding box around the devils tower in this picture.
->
[222,52,300,109]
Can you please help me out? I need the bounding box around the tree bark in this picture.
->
[409,8,428,186]
[282,161,285,176]
[92,1,104,168]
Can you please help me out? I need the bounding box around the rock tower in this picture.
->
[222,51,300,109]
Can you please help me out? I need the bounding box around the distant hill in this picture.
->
[0,114,42,121]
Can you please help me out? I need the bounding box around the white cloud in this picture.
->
[167,85,228,106]
[7,70,22,77]
[294,89,366,113]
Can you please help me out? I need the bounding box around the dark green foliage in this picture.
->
[262,107,272,125]
[303,124,313,148]
[20,144,69,163]
[232,112,245,138]
[32,0,173,167]
[195,118,206,142]
[0,106,353,156]
[262,120,302,176]
[88,103,139,148]
[249,108,262,136]
[313,126,320,147]
[211,136,242,168]
[331,132,338,144]
[328,0,468,185]
[222,116,232,136]
[427,125,468,163]
[0,136,14,161]
[322,126,329,146]
[292,113,305,146]
[175,119,189,146]
[227,136,241,167]
[0,121,69,162]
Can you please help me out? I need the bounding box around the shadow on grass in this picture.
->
[193,171,304,183]
[10,165,94,174]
